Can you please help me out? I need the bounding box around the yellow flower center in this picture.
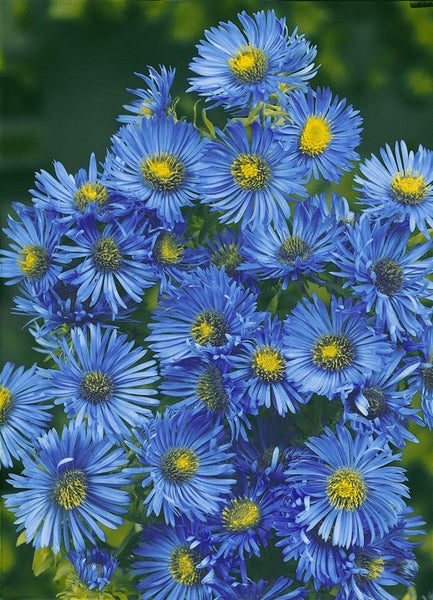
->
[92,237,122,272]
[0,386,12,425]
[371,257,404,295]
[17,245,50,279]
[312,334,355,371]
[196,365,229,411]
[299,116,332,157]
[222,497,261,531]
[278,235,311,265]
[358,556,385,580]
[161,447,200,483]
[52,468,88,510]
[326,467,367,510]
[153,232,184,266]
[79,371,114,404]
[191,310,230,347]
[141,152,185,193]
[168,546,201,586]
[228,46,268,84]
[390,171,428,205]
[251,346,286,382]
[74,182,109,211]
[210,243,242,277]
[231,154,271,191]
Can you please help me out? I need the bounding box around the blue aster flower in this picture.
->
[212,576,306,600]
[199,119,307,230]
[1,202,64,294]
[4,423,131,554]
[279,86,363,183]
[0,362,52,468]
[283,294,392,397]
[239,198,342,289]
[104,115,205,227]
[134,408,236,526]
[118,65,176,123]
[209,475,280,561]
[332,215,433,341]
[132,520,217,600]
[408,320,433,429]
[68,547,118,591]
[187,10,317,113]
[58,214,156,317]
[48,324,158,440]
[230,314,309,416]
[354,140,433,236]
[342,349,422,448]
[30,153,114,222]
[159,357,252,441]
[285,425,409,548]
[146,265,260,366]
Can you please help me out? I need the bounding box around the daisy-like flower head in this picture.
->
[30,153,115,222]
[342,349,422,448]
[68,547,118,591]
[104,115,205,227]
[354,140,433,236]
[1,202,64,294]
[58,214,156,317]
[132,520,217,600]
[118,65,176,124]
[134,408,236,526]
[202,228,256,289]
[283,295,392,397]
[4,423,131,554]
[213,576,307,600]
[187,10,317,113]
[0,362,52,468]
[230,314,309,416]
[48,324,159,440]
[239,198,342,289]
[332,215,433,341]
[279,86,363,183]
[209,474,280,561]
[159,357,251,441]
[199,119,307,230]
[146,265,260,366]
[285,425,409,549]
[148,226,208,292]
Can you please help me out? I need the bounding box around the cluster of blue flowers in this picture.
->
[1,9,432,599]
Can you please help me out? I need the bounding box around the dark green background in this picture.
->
[1,1,433,597]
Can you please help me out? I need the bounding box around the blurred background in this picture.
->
[1,0,433,597]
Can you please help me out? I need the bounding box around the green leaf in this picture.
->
[16,531,26,546]
[32,547,55,577]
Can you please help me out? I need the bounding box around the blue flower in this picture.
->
[118,65,176,123]
[230,314,309,416]
[408,319,433,429]
[1,203,64,294]
[187,10,317,113]
[202,228,256,288]
[354,140,433,236]
[212,576,306,600]
[342,349,423,448]
[0,362,52,468]
[30,153,113,221]
[159,357,252,441]
[199,119,307,230]
[239,198,342,289]
[104,115,205,227]
[68,547,118,591]
[134,408,236,526]
[132,520,217,600]
[4,423,131,553]
[209,475,280,561]
[333,215,433,341]
[58,214,156,317]
[279,86,363,183]
[283,295,391,397]
[48,324,159,440]
[146,265,260,366]
[285,425,409,548]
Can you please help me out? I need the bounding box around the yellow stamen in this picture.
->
[299,116,332,156]
[326,467,367,510]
